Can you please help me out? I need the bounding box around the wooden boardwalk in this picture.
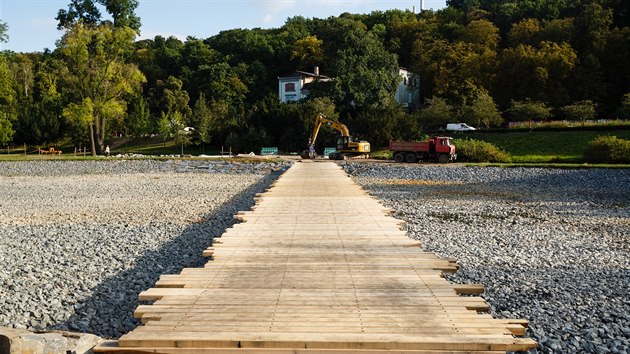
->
[95,162,536,353]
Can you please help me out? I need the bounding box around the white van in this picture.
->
[446,123,476,131]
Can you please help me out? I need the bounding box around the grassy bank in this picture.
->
[465,130,630,163]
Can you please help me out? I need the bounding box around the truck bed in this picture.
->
[389,141,430,152]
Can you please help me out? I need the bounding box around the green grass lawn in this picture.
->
[468,130,630,163]
[112,137,226,156]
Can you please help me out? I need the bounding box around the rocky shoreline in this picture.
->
[343,162,630,354]
[0,160,289,339]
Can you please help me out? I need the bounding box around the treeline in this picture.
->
[0,0,629,153]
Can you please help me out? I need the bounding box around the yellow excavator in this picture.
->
[301,113,371,160]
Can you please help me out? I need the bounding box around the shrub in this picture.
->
[453,138,512,163]
[418,97,454,129]
[506,100,552,124]
[560,100,596,124]
[584,136,630,164]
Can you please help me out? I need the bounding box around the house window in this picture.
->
[285,94,297,102]
[285,83,296,92]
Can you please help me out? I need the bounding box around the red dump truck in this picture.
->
[389,137,457,163]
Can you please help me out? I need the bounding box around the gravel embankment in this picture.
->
[343,163,630,354]
[0,160,290,338]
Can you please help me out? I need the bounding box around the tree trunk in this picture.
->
[89,123,97,157]
[92,113,105,155]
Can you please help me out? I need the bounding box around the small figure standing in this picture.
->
[105,145,110,157]
[308,143,316,159]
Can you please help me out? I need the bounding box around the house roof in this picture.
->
[278,70,331,80]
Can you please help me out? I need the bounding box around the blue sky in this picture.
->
[1,0,446,53]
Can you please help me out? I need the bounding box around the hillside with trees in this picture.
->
[0,0,629,153]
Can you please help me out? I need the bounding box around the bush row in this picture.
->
[453,139,512,163]
[583,136,630,164]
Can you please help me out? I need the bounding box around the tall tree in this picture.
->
[102,0,140,31]
[291,35,324,70]
[56,0,102,29]
[58,23,145,155]
[496,41,577,107]
[190,93,212,151]
[0,29,17,145]
[0,20,8,43]
[57,0,140,32]
[0,55,15,145]
[418,97,454,129]
[315,17,399,115]
[125,96,150,137]
[463,89,503,128]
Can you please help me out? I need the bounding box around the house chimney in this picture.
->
[314,66,320,77]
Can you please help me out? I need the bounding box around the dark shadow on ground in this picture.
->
[46,172,282,339]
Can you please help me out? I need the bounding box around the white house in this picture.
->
[396,68,420,110]
[278,67,331,103]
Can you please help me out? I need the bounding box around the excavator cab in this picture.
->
[336,136,350,151]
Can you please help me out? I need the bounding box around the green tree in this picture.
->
[9,54,35,98]
[58,23,145,155]
[601,27,630,114]
[571,3,613,102]
[56,0,102,29]
[13,58,66,146]
[412,39,496,107]
[418,97,454,129]
[615,93,630,119]
[101,0,141,31]
[540,18,574,44]
[461,19,499,49]
[463,90,502,128]
[0,115,13,145]
[496,41,577,107]
[0,21,8,43]
[331,24,400,113]
[507,18,541,46]
[291,35,324,70]
[7,53,38,146]
[560,100,596,125]
[156,112,171,147]
[190,93,212,152]
[0,55,16,145]
[126,96,150,137]
[156,76,191,119]
[505,100,552,128]
[170,111,191,155]
[57,0,140,32]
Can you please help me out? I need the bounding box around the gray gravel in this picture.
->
[0,160,289,339]
[343,162,630,354]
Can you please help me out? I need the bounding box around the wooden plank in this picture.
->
[117,332,537,351]
[95,340,507,353]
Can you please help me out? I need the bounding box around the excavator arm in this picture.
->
[309,113,350,146]
[302,112,369,160]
